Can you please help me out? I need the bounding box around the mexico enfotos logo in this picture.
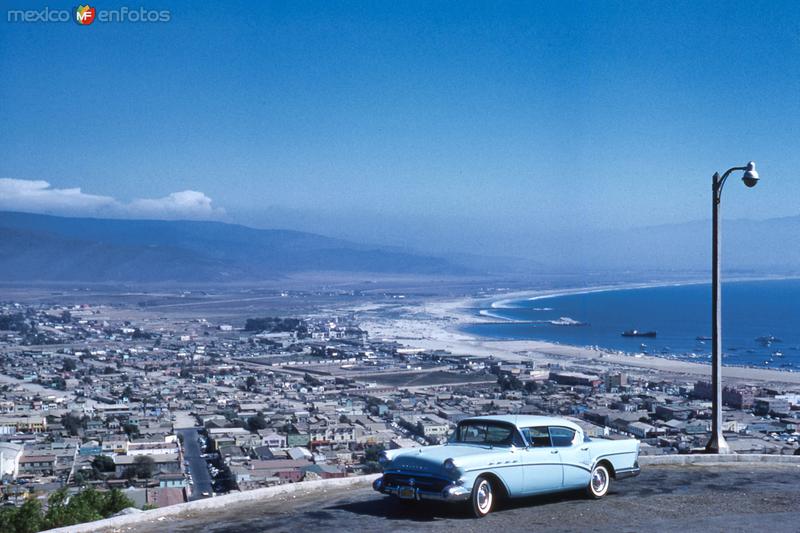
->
[7,5,171,24]
[75,5,96,24]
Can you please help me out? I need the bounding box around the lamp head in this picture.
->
[742,161,759,188]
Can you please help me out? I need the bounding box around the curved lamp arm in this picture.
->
[713,165,748,203]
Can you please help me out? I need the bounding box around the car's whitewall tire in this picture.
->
[471,476,494,517]
[587,463,611,498]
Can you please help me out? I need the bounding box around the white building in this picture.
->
[0,442,23,478]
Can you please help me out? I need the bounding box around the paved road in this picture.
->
[128,463,800,532]
[177,428,213,501]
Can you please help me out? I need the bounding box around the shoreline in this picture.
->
[489,274,800,308]
[360,278,800,388]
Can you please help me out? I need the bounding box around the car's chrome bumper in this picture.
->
[373,476,471,502]
[615,462,641,480]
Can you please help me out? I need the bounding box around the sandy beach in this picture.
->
[360,285,800,389]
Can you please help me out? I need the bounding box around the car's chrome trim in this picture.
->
[614,460,641,479]
[382,469,454,479]
[593,451,637,461]
[614,468,641,479]
[373,476,471,502]
[463,461,580,472]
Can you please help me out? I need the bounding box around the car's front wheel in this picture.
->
[587,463,611,498]
[470,475,494,517]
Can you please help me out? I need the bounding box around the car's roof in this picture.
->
[462,415,582,432]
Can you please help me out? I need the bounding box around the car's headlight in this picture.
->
[443,458,457,472]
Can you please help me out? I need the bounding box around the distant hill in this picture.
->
[572,215,800,274]
[0,211,465,282]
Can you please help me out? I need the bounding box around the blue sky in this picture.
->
[1,1,799,255]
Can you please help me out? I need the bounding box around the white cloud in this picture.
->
[0,178,225,221]
[0,179,118,213]
[128,190,224,219]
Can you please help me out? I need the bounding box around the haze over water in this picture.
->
[466,279,800,371]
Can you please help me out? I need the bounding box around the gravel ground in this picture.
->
[121,464,800,533]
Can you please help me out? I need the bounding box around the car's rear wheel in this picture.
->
[470,475,494,517]
[587,463,611,498]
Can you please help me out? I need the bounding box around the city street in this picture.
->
[177,428,213,501]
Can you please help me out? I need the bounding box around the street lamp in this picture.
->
[706,161,760,454]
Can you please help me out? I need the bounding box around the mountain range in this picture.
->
[0,211,464,282]
[1,210,798,283]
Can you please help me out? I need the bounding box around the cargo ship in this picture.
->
[621,329,657,338]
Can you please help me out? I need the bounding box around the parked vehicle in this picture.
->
[373,415,640,517]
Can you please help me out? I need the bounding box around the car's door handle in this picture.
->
[580,447,589,451]
[550,450,559,454]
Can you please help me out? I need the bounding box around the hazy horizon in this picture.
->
[3,1,800,264]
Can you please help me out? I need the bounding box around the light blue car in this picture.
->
[373,415,640,517]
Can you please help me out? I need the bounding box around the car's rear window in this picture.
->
[549,426,576,447]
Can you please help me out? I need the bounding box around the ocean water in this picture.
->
[465,279,800,370]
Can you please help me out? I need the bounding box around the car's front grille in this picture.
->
[383,473,450,492]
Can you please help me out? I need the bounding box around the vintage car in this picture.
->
[373,415,640,517]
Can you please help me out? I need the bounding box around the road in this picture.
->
[126,463,800,532]
[177,428,213,501]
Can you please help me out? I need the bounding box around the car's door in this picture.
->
[519,426,563,494]
[549,426,591,489]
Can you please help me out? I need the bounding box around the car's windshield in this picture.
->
[450,421,516,446]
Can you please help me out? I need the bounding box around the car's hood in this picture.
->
[387,444,514,478]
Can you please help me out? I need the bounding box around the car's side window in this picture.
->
[521,426,551,447]
[549,426,577,447]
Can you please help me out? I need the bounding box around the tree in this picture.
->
[363,460,382,474]
[498,374,523,391]
[362,444,385,474]
[131,328,152,339]
[247,414,268,431]
[0,498,43,533]
[91,455,115,473]
[0,507,15,533]
[42,487,134,530]
[245,375,257,391]
[122,423,140,438]
[364,443,385,463]
[74,469,97,484]
[62,413,87,436]
[124,455,154,479]
[62,358,77,372]
[99,488,133,516]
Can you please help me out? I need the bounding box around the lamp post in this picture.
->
[706,161,760,454]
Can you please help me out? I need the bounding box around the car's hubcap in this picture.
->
[477,481,492,512]
[592,468,607,493]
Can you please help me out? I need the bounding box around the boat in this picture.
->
[756,335,782,346]
[696,336,712,341]
[621,329,657,338]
